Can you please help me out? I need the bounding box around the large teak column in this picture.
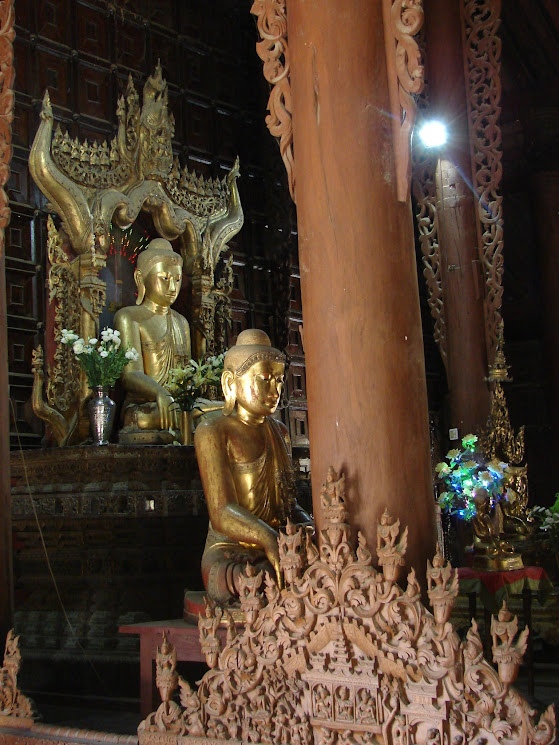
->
[288,1,437,580]
[424,0,490,435]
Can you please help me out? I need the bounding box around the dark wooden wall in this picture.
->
[499,1,559,504]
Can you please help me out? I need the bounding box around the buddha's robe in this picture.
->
[201,417,296,603]
[122,310,189,423]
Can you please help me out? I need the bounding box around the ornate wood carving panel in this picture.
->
[461,0,504,367]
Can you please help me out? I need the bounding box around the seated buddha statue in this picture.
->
[114,238,190,444]
[194,329,312,604]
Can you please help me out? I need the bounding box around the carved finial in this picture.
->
[427,544,458,626]
[278,519,305,586]
[31,345,44,372]
[126,72,135,97]
[0,630,36,721]
[462,617,484,667]
[139,634,187,734]
[41,90,52,120]
[376,509,408,583]
[319,467,352,557]
[487,320,511,383]
[405,567,421,601]
[199,598,222,669]
[356,531,373,565]
[177,676,203,736]
[228,155,241,183]
[155,632,178,704]
[491,601,529,685]
[238,563,265,625]
[481,328,525,465]
[305,526,319,566]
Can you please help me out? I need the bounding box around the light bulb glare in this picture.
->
[418,120,448,148]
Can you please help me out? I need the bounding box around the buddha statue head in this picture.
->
[134,238,183,308]
[221,329,286,418]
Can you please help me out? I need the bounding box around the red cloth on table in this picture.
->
[457,566,553,613]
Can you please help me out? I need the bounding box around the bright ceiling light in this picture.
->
[418,120,448,148]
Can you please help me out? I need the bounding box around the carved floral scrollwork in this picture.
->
[139,465,555,745]
[45,216,81,413]
[251,0,295,202]
[383,0,425,202]
[213,255,234,356]
[413,78,447,370]
[461,0,504,366]
[30,65,243,266]
[413,162,446,369]
[192,235,235,360]
[482,382,525,465]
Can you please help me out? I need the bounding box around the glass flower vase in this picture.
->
[88,386,116,445]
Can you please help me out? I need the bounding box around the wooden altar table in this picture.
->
[119,619,220,718]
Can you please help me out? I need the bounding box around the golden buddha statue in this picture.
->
[472,489,523,570]
[194,329,311,604]
[114,238,190,444]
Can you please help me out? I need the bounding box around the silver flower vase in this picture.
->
[88,386,116,445]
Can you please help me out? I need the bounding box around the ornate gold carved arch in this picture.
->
[29,65,244,444]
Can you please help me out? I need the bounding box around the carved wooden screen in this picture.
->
[7,0,308,449]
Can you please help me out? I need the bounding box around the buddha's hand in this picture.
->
[262,532,283,590]
[157,391,181,431]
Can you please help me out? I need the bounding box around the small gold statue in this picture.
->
[114,238,190,444]
[194,329,311,604]
[501,466,534,540]
[472,489,523,570]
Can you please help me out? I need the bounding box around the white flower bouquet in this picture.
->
[61,327,139,389]
[531,494,559,554]
[167,355,224,412]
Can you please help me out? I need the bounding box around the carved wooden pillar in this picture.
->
[0,0,15,642]
[423,0,490,434]
[287,0,437,581]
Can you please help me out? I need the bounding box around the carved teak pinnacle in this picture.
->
[0,631,35,723]
[138,467,555,745]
